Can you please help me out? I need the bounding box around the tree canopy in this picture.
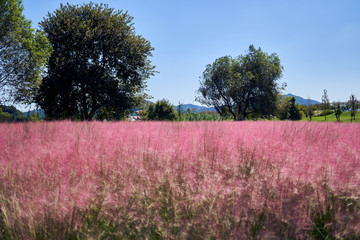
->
[196,45,284,120]
[0,0,52,104]
[288,97,302,120]
[276,96,301,120]
[146,99,177,121]
[35,3,155,120]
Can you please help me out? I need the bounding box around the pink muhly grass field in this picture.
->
[0,121,359,239]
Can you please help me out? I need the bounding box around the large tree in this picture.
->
[36,3,155,120]
[0,0,51,104]
[196,45,284,120]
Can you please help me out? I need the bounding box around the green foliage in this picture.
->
[347,94,359,123]
[317,110,334,117]
[0,0,52,104]
[0,108,11,122]
[95,107,128,121]
[288,97,302,120]
[177,108,230,121]
[36,3,155,120]
[276,96,301,120]
[147,102,156,120]
[305,110,360,123]
[149,103,232,122]
[196,45,284,120]
[333,101,344,122]
[177,102,184,119]
[301,104,317,121]
[277,96,291,120]
[0,105,43,122]
[0,105,25,122]
[147,99,177,121]
[28,111,41,122]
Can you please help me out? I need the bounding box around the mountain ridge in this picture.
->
[175,94,320,112]
[174,104,216,112]
[286,93,320,106]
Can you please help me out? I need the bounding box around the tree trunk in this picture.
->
[81,84,89,120]
[227,105,236,120]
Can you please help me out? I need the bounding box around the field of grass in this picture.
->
[304,111,360,123]
[0,121,359,239]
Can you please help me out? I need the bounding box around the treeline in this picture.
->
[1,93,358,123]
[137,93,359,122]
[277,92,359,122]
[0,105,41,122]
[137,99,231,121]
[137,97,303,122]
[314,91,359,122]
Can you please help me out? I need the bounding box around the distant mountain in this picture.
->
[175,94,321,112]
[286,93,320,106]
[139,100,216,113]
[1,105,26,121]
[175,104,216,112]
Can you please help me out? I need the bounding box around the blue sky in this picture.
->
[22,0,360,105]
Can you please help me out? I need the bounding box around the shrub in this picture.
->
[277,96,302,120]
[146,99,177,121]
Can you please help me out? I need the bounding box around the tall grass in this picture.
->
[0,121,359,239]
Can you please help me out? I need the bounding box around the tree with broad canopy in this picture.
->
[36,3,155,120]
[196,45,284,120]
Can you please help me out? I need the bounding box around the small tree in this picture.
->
[177,102,184,121]
[333,101,344,122]
[301,104,316,121]
[307,105,316,121]
[28,111,41,122]
[288,97,302,120]
[147,99,177,121]
[321,89,330,121]
[276,96,290,120]
[276,96,300,120]
[347,94,359,122]
[303,97,316,121]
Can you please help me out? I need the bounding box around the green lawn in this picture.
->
[303,111,360,123]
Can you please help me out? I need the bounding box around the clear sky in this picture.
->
[22,0,360,105]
